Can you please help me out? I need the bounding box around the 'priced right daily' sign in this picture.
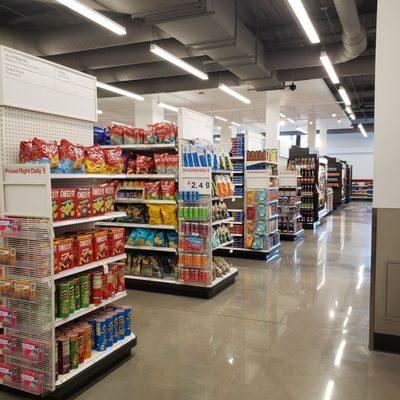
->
[181,167,212,195]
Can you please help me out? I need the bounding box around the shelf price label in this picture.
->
[181,167,211,195]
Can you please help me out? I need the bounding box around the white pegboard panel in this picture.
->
[0,105,93,164]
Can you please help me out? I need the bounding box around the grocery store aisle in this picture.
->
[5,203,400,400]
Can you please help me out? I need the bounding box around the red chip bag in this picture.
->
[108,124,124,145]
[126,159,136,175]
[145,181,161,200]
[19,141,34,163]
[124,128,144,144]
[154,153,167,174]
[136,154,155,174]
[32,138,59,170]
[58,139,84,173]
[103,147,123,174]
[165,154,178,175]
[84,145,106,173]
[160,181,176,200]
[156,123,177,144]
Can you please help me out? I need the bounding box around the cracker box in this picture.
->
[91,186,105,216]
[75,188,92,218]
[21,369,43,395]
[76,233,93,266]
[51,188,61,221]
[93,230,109,261]
[104,183,115,213]
[108,228,125,256]
[54,237,75,272]
[0,335,17,354]
[59,188,76,219]
[0,362,17,384]
[22,340,44,361]
[0,307,16,326]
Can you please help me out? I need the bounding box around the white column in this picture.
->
[265,91,280,149]
[134,95,164,128]
[308,114,316,150]
[319,124,328,155]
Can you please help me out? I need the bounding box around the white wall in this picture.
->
[326,133,374,179]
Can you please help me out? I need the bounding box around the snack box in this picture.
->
[92,186,105,216]
[75,188,92,218]
[21,369,43,395]
[22,340,44,361]
[0,362,17,384]
[108,228,125,257]
[51,188,61,221]
[92,230,109,261]
[54,237,75,273]
[59,188,76,220]
[0,307,17,326]
[12,279,36,301]
[0,335,17,354]
[75,233,93,266]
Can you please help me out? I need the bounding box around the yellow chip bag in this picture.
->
[147,204,163,225]
[160,205,178,227]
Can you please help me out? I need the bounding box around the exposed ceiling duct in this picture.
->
[44,39,201,71]
[0,17,168,56]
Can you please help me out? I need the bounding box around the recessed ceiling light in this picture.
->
[214,116,228,122]
[97,109,103,115]
[150,44,208,80]
[332,113,336,117]
[55,0,126,35]
[338,86,351,106]
[320,51,339,84]
[218,84,251,104]
[287,0,320,44]
[309,121,313,125]
[337,119,341,123]
[158,102,179,112]
[96,81,144,101]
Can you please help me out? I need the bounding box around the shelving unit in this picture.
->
[0,47,136,398]
[351,178,373,200]
[288,147,329,229]
[326,156,347,209]
[215,133,281,260]
[278,173,304,241]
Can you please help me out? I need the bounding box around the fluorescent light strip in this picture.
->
[358,123,367,137]
[96,109,103,115]
[287,118,295,123]
[158,102,179,112]
[350,113,356,120]
[231,121,241,127]
[55,0,126,35]
[296,127,307,134]
[150,44,208,80]
[338,86,351,106]
[96,81,144,101]
[279,112,286,118]
[215,116,228,122]
[287,0,320,44]
[111,121,130,126]
[320,51,339,84]
[218,84,251,104]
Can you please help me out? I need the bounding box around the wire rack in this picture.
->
[1,217,54,395]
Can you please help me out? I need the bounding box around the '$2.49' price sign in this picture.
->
[181,167,211,195]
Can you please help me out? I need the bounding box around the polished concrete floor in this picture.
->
[4,203,400,399]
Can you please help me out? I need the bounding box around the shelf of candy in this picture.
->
[245,190,269,251]
[212,226,233,249]
[125,253,178,281]
[181,138,233,171]
[54,228,125,278]
[268,202,278,218]
[266,149,278,164]
[212,257,232,280]
[233,184,244,197]
[55,304,133,383]
[178,198,212,285]
[100,122,177,146]
[232,159,244,172]
[55,261,126,324]
[229,224,243,236]
[229,210,244,223]
[212,174,235,199]
[212,201,231,223]
[230,136,245,158]
[232,174,244,185]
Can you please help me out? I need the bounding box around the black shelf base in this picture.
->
[125,270,238,299]
[303,220,320,230]
[280,229,304,241]
[351,197,373,201]
[214,245,281,261]
[0,336,137,400]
